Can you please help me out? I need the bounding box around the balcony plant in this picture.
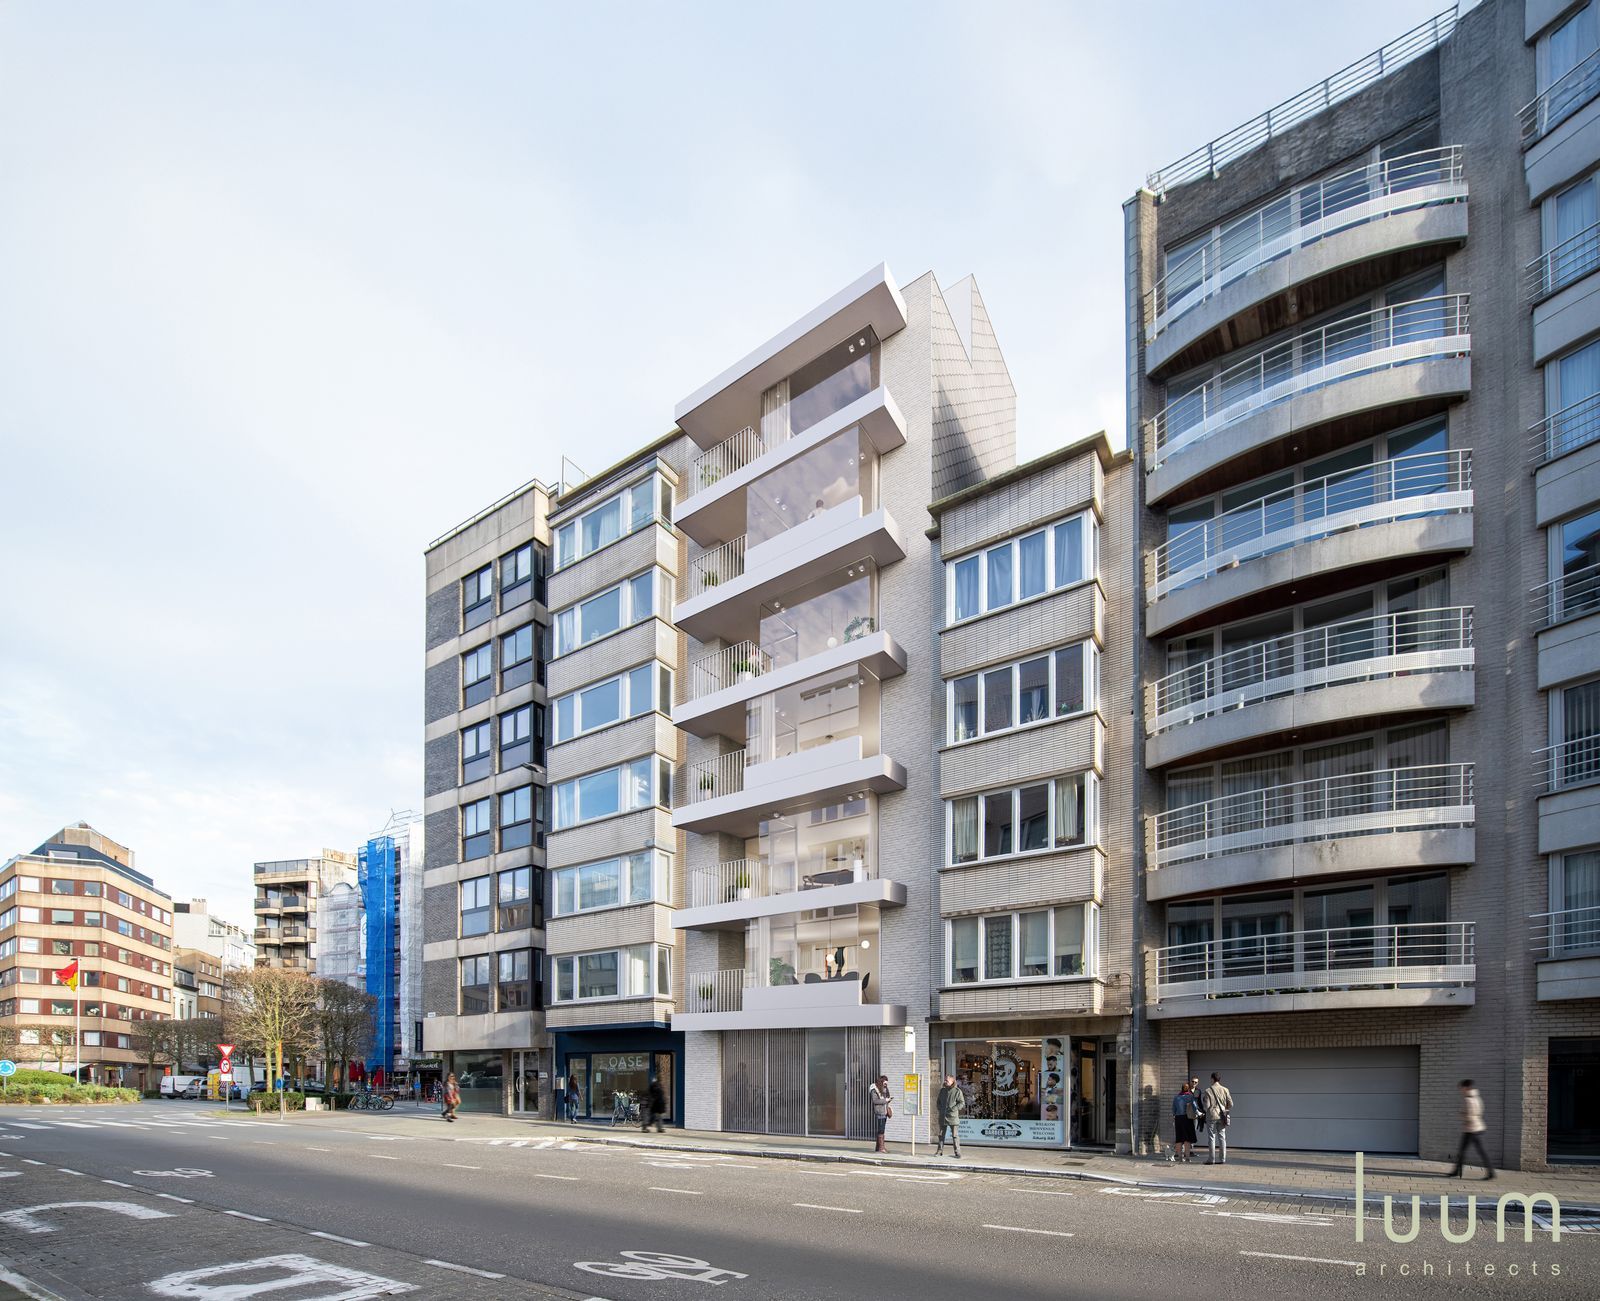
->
[733,869,753,901]
[696,981,715,1005]
[702,571,721,587]
[698,772,715,792]
[733,655,755,682]
[768,957,796,987]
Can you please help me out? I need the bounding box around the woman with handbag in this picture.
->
[442,1072,461,1123]
[868,1074,893,1153]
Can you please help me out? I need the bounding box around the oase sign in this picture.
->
[596,1054,648,1072]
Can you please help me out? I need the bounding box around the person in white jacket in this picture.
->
[1447,1079,1495,1180]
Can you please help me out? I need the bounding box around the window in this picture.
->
[552,757,664,830]
[462,566,494,630]
[461,643,493,707]
[945,513,1096,623]
[1554,678,1600,788]
[949,645,1097,744]
[554,474,669,570]
[553,569,671,655]
[50,880,73,895]
[459,956,491,1014]
[1552,505,1600,623]
[499,785,540,850]
[496,867,539,931]
[1552,850,1600,954]
[553,851,668,916]
[745,427,874,548]
[460,877,492,937]
[50,909,73,925]
[553,662,665,743]
[497,623,536,692]
[461,721,492,784]
[945,904,1098,985]
[499,704,541,770]
[461,798,493,860]
[947,773,1096,864]
[500,542,540,611]
[497,949,539,1011]
[550,943,671,1003]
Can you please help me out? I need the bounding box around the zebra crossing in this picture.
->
[0,1111,245,1135]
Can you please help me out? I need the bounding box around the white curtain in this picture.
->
[760,378,790,448]
[951,797,978,863]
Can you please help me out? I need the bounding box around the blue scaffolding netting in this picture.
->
[358,835,397,1077]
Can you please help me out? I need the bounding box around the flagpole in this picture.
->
[74,988,81,1082]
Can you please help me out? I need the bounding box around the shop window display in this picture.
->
[943,1037,1069,1147]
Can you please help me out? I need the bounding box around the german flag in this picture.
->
[54,960,78,991]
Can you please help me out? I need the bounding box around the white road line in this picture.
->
[368,1154,399,1160]
[444,1163,481,1170]
[648,1186,703,1195]
[1006,1186,1075,1196]
[224,1210,272,1223]
[309,1230,372,1247]
[0,1263,60,1301]
[21,1160,43,1167]
[101,1180,132,1189]
[424,1260,505,1279]
[531,1172,577,1181]
[10,1124,50,1131]
[57,1168,83,1176]
[983,1224,1074,1237]
[305,1147,332,1152]
[155,1194,194,1204]
[1240,1251,1361,1267]
[793,1203,863,1214]
[50,1122,95,1130]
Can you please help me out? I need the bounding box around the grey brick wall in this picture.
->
[425,659,459,727]
[426,586,459,654]
[425,734,457,800]
[423,809,456,873]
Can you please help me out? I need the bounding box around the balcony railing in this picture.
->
[688,641,773,700]
[1147,763,1475,870]
[687,857,870,909]
[279,893,307,911]
[692,425,762,494]
[1526,220,1600,304]
[688,749,747,804]
[686,968,754,1013]
[1148,7,1458,193]
[1147,449,1473,601]
[1531,905,1600,959]
[1146,296,1471,469]
[1530,390,1600,467]
[1536,736,1600,794]
[1521,47,1600,147]
[1147,146,1465,339]
[1533,562,1600,630]
[252,927,270,942]
[690,536,747,598]
[1147,607,1474,735]
[1151,921,1476,1005]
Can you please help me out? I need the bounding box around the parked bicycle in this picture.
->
[611,1091,641,1126]
[346,1092,395,1112]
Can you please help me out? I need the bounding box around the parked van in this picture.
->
[158,1074,204,1099]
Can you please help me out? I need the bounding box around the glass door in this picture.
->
[512,1051,540,1115]
[568,1057,590,1120]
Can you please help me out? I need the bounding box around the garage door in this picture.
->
[1188,1046,1419,1154]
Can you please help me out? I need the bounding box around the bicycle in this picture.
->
[611,1091,641,1126]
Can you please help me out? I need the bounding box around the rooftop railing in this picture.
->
[1532,561,1600,631]
[1525,219,1600,303]
[1146,296,1470,469]
[1536,736,1600,794]
[1148,146,1465,339]
[1529,390,1600,467]
[1148,7,1458,193]
[1521,47,1600,147]
[1531,905,1600,959]
[1146,448,1473,602]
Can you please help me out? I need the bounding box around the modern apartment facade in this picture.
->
[171,899,255,973]
[422,480,551,1113]
[544,438,689,1122]
[0,824,174,1090]
[252,851,356,972]
[1125,0,1599,1167]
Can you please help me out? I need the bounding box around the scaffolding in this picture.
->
[361,810,422,1081]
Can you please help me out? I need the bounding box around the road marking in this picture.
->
[444,1163,481,1170]
[368,1154,400,1161]
[148,1254,418,1298]
[647,1186,703,1195]
[532,1172,578,1181]
[155,1194,194,1203]
[424,1260,505,1279]
[100,1180,132,1189]
[305,1147,332,1152]
[56,1169,83,1177]
[1006,1186,1075,1196]
[21,1160,43,1167]
[1240,1251,1361,1266]
[983,1224,1074,1237]
[224,1210,272,1223]
[793,1203,863,1214]
[0,1263,58,1301]
[0,1201,174,1234]
[1205,1210,1333,1226]
[308,1230,372,1247]
[10,1125,49,1131]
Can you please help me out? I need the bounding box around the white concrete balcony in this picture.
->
[1147,922,1476,1018]
[1145,608,1474,768]
[675,738,907,838]
[676,967,905,1031]
[674,858,906,932]
[1146,147,1466,368]
[1532,906,1600,1001]
[1146,763,1475,901]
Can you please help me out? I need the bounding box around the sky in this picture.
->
[0,0,1450,928]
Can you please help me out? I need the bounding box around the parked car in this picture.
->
[180,1079,206,1100]
[158,1075,204,1100]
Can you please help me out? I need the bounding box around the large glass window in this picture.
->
[945,513,1096,623]
[947,642,1097,744]
[500,542,540,611]
[461,721,492,784]
[552,757,664,830]
[1556,506,1600,622]
[760,565,876,669]
[554,473,669,570]
[553,570,671,655]
[553,851,668,916]
[499,704,540,770]
[762,330,877,444]
[461,643,493,707]
[497,867,537,931]
[948,773,1095,864]
[551,944,670,1003]
[553,662,665,743]
[500,624,537,691]
[946,904,1098,984]
[459,956,491,1014]
[1557,678,1600,787]
[461,798,492,861]
[499,786,540,850]
[462,566,493,631]
[746,428,873,549]
[459,877,492,937]
[746,666,879,766]
[497,949,538,1011]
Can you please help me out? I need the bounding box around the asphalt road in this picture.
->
[0,1102,1592,1300]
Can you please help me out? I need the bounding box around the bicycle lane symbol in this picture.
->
[573,1251,748,1285]
[132,1168,215,1179]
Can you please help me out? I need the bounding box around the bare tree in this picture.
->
[314,980,376,1093]
[225,966,318,1115]
[132,1018,182,1087]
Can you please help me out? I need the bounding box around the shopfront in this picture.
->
[940,1034,1118,1149]
[555,1025,682,1125]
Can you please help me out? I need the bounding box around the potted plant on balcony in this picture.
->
[701,571,721,587]
[698,772,715,794]
[733,655,756,683]
[768,957,796,987]
[733,869,753,901]
[696,981,715,1005]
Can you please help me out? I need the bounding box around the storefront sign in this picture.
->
[957,1118,1065,1146]
[597,1053,647,1072]
[943,1036,1072,1149]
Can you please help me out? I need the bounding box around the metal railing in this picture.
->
[1521,46,1600,147]
[1532,561,1600,630]
[1526,220,1600,303]
[1147,763,1475,869]
[692,425,762,494]
[1536,736,1600,794]
[279,924,308,940]
[690,536,747,598]
[688,749,747,804]
[686,968,755,1014]
[1146,449,1473,600]
[1147,607,1473,734]
[1148,7,1459,192]
[1151,922,1476,1005]
[1147,146,1465,338]
[1146,296,1470,468]
[687,857,870,908]
[1531,905,1600,958]
[279,893,307,911]
[689,641,773,700]
[1529,390,1600,467]
[252,927,270,941]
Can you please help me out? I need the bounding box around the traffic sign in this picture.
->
[217,1044,235,1060]
[0,1060,15,1078]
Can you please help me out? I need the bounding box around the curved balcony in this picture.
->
[1147,922,1476,1018]
[1146,148,1467,376]
[1146,608,1474,768]
[1146,763,1475,901]
[1145,296,1470,505]
[673,858,906,932]
[1146,450,1473,637]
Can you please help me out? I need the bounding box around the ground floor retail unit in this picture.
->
[439,1047,546,1115]
[935,1027,1121,1149]
[554,1024,683,1126]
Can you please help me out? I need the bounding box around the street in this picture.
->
[0,1103,1592,1299]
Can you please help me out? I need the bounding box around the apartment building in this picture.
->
[0,824,174,1090]
[544,438,689,1122]
[316,881,363,988]
[668,265,1024,1144]
[172,947,224,1020]
[252,851,356,972]
[1125,0,1600,1167]
[421,481,551,1113]
[171,899,255,973]
[926,435,1137,1151]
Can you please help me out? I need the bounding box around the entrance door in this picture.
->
[568,1057,590,1120]
[652,1052,675,1125]
[512,1051,539,1115]
[1549,1038,1600,1162]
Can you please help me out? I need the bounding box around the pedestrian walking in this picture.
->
[442,1072,461,1124]
[1200,1071,1233,1164]
[868,1074,893,1153]
[1446,1079,1495,1180]
[565,1079,581,1123]
[934,1073,964,1158]
[1170,1079,1198,1162]
[411,1076,421,1107]
[644,1076,667,1133]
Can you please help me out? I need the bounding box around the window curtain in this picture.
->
[1563,680,1600,784]
[951,797,978,863]
[1054,775,1084,846]
[951,918,978,983]
[1558,338,1600,411]
[1018,532,1047,599]
[953,558,979,621]
[760,378,790,449]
